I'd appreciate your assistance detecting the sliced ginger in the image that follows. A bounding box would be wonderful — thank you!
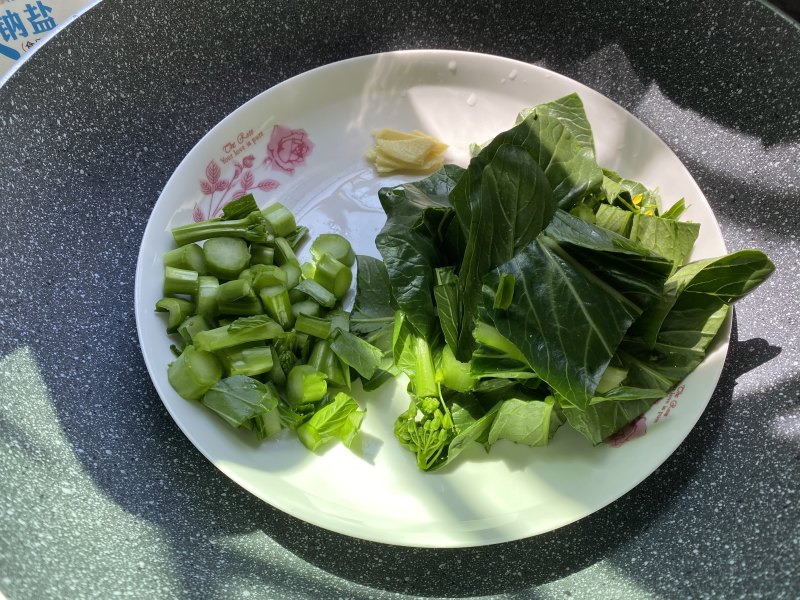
[366,128,448,175]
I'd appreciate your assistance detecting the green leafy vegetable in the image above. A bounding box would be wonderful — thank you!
[329,328,387,380]
[350,92,774,469]
[201,375,278,428]
[172,210,273,246]
[633,213,700,268]
[638,250,775,344]
[350,255,396,351]
[375,165,463,339]
[297,392,365,451]
[433,267,461,350]
[451,142,556,358]
[486,396,563,447]
[394,396,455,471]
[561,396,653,445]
[481,236,640,409]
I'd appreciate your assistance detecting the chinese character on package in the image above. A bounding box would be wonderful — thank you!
[0,0,96,78]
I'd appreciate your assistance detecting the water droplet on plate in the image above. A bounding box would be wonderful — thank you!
[466,93,477,107]
[508,68,518,80]
[448,60,457,74]
[500,77,506,84]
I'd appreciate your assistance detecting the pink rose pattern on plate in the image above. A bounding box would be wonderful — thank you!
[608,415,648,448]
[606,384,689,447]
[193,125,313,221]
[264,124,314,174]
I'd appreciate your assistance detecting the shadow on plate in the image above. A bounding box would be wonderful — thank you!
[259,318,782,597]
[3,1,793,596]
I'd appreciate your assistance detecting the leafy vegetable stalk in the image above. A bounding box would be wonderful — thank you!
[172,210,274,246]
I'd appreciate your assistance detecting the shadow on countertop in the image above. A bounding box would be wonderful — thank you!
[0,0,797,598]
[765,0,800,21]
[257,320,786,597]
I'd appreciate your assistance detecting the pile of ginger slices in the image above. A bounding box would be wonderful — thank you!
[365,128,448,175]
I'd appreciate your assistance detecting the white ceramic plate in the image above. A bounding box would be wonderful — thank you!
[134,50,729,548]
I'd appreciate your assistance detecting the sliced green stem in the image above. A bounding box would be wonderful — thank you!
[221,193,257,220]
[287,364,327,407]
[177,314,211,345]
[310,233,355,267]
[163,266,199,296]
[295,313,332,339]
[240,264,286,291]
[167,345,223,401]
[294,278,337,308]
[273,237,300,268]
[163,244,207,274]
[216,279,262,316]
[414,335,438,398]
[172,211,271,245]
[155,297,195,334]
[312,253,352,299]
[249,245,274,265]
[196,275,220,319]
[216,345,274,377]
[280,263,301,289]
[286,226,309,249]
[193,316,284,351]
[203,237,250,280]
[258,285,294,329]
[291,300,321,319]
[262,202,297,237]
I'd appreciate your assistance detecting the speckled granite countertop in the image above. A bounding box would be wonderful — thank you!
[1,1,798,599]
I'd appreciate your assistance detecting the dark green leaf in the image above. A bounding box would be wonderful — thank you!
[375,166,463,339]
[350,255,396,352]
[522,93,597,156]
[589,386,667,405]
[449,97,602,359]
[481,236,641,409]
[633,250,775,348]
[361,367,398,391]
[434,283,460,348]
[453,143,556,358]
[433,270,460,350]
[329,328,387,380]
[482,145,556,265]
[545,210,673,308]
[476,106,602,211]
[621,300,729,390]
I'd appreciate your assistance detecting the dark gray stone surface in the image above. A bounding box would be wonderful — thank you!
[1,1,798,598]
